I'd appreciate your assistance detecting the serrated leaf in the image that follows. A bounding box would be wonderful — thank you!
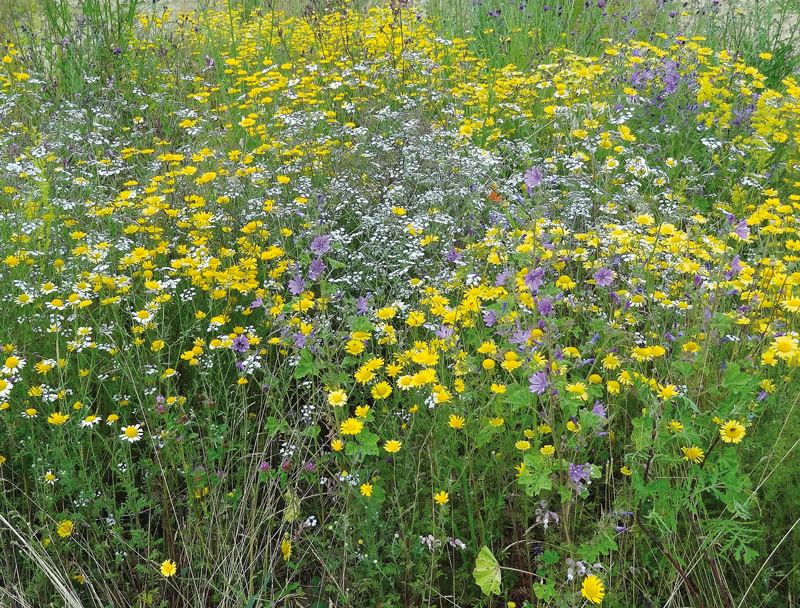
[473,546,501,596]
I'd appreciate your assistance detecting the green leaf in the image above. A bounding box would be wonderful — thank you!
[533,580,556,602]
[473,546,501,596]
[540,549,559,566]
[348,315,375,333]
[506,384,534,412]
[294,348,319,379]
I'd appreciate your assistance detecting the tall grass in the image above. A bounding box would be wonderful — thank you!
[0,0,798,606]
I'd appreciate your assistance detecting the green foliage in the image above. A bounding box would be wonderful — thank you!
[0,0,798,606]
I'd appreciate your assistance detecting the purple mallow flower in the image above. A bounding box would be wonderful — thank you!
[593,268,614,287]
[232,335,250,353]
[288,273,306,295]
[308,258,326,280]
[309,234,332,256]
[529,371,548,395]
[524,267,545,292]
[524,166,544,195]
[734,220,750,240]
[537,298,553,316]
[591,401,607,418]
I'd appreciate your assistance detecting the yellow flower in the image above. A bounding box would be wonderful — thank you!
[56,520,74,538]
[360,483,373,497]
[540,445,555,456]
[719,420,746,444]
[489,417,504,427]
[667,420,684,433]
[582,575,605,604]
[555,275,576,290]
[344,339,365,355]
[565,382,588,401]
[567,420,581,432]
[160,559,177,577]
[515,440,531,451]
[331,439,343,451]
[355,405,371,418]
[406,311,425,326]
[434,491,449,505]
[620,466,632,476]
[340,418,364,436]
[383,440,402,453]
[47,412,69,425]
[354,367,375,384]
[448,414,465,430]
[601,353,620,369]
[657,384,678,400]
[681,445,705,463]
[371,381,392,400]
[327,389,348,406]
[281,536,292,561]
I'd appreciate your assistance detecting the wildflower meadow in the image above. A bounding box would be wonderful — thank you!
[1,0,799,606]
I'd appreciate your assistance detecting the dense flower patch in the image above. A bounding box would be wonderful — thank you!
[0,1,799,606]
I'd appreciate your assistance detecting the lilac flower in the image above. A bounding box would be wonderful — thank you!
[568,463,592,493]
[292,333,307,348]
[535,500,559,530]
[524,166,543,195]
[445,248,463,263]
[510,328,532,346]
[281,460,292,472]
[593,268,614,287]
[495,269,511,287]
[591,401,607,418]
[356,296,370,315]
[734,220,750,240]
[250,296,263,309]
[529,371,548,395]
[483,309,497,327]
[232,335,251,353]
[730,255,743,274]
[309,234,332,256]
[308,258,326,280]
[259,461,271,472]
[288,273,306,295]
[524,267,545,292]
[436,326,454,339]
[537,298,553,316]
[304,461,316,472]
